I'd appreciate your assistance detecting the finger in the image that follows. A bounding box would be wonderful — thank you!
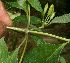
[0,1,13,26]
[0,22,6,38]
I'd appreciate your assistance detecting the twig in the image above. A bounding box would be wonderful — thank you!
[6,26,70,42]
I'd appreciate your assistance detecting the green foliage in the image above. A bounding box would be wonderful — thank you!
[8,2,23,10]
[0,37,18,63]
[28,0,43,13]
[43,3,48,16]
[23,36,67,63]
[8,11,20,19]
[17,0,26,8]
[50,13,70,24]
[0,37,8,62]
[59,56,66,63]
[13,15,41,24]
[31,35,44,45]
[0,0,70,63]
[17,0,28,13]
[47,4,54,16]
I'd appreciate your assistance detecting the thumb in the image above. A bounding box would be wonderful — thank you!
[0,0,13,26]
[0,22,6,38]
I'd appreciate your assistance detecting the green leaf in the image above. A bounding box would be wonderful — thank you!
[0,37,18,63]
[8,11,21,19]
[13,15,41,24]
[7,48,18,63]
[47,4,54,16]
[17,0,28,12]
[31,35,44,45]
[59,56,66,63]
[50,13,70,24]
[0,37,8,62]
[13,15,27,23]
[17,0,26,7]
[50,12,55,20]
[30,16,41,24]
[28,0,43,13]
[23,42,67,63]
[8,2,23,10]
[44,3,48,15]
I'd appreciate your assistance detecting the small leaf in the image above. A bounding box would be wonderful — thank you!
[17,0,28,12]
[47,4,54,16]
[50,12,55,20]
[8,11,21,19]
[30,16,41,24]
[13,15,27,23]
[59,56,66,63]
[0,37,8,62]
[23,42,67,63]
[50,13,70,24]
[17,0,26,8]
[7,43,19,63]
[28,0,43,13]
[8,2,23,10]
[44,3,48,15]
[13,15,41,24]
[7,48,18,63]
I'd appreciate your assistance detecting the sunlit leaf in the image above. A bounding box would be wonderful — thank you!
[50,13,70,24]
[8,11,21,19]
[44,3,48,15]
[50,12,55,20]
[47,4,54,16]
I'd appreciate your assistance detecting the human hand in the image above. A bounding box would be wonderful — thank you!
[0,0,13,38]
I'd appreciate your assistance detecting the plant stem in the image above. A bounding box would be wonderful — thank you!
[29,31,70,42]
[6,26,70,42]
[19,35,28,63]
[27,4,30,28]
[7,26,25,32]
[19,4,30,63]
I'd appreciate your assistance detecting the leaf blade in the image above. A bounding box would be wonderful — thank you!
[28,0,43,13]
[0,37,8,62]
[23,36,67,63]
[13,15,41,24]
[50,13,70,24]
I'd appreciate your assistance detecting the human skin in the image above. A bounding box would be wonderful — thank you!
[0,0,13,38]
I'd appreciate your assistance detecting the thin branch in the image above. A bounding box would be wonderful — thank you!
[6,26,70,42]
[19,35,28,63]
[29,31,70,42]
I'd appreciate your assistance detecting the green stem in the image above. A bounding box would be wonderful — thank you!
[19,35,28,63]
[29,31,70,42]
[7,27,25,32]
[19,4,30,63]
[6,27,70,42]
[27,4,30,28]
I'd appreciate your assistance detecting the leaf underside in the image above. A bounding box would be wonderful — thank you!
[50,13,70,24]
